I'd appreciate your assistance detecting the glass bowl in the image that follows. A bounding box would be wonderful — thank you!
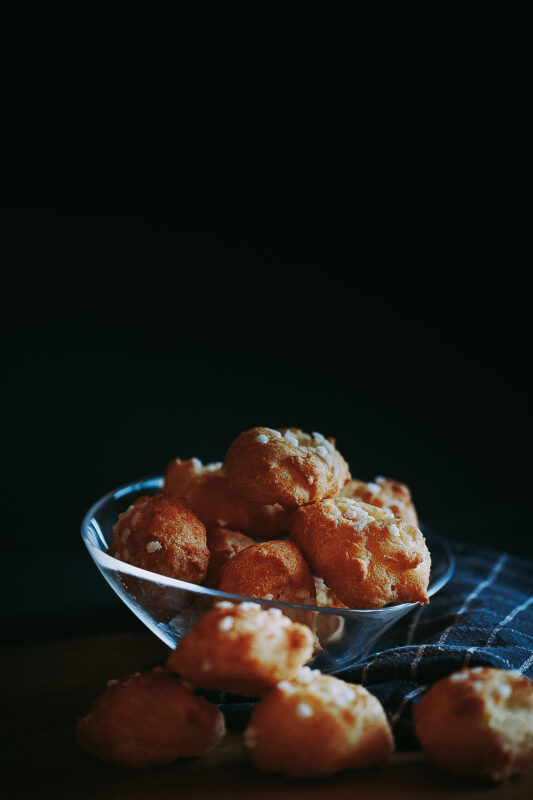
[81,475,454,673]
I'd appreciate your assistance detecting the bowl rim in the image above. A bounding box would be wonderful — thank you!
[81,473,455,619]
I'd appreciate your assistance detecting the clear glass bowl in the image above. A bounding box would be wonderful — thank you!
[81,475,454,673]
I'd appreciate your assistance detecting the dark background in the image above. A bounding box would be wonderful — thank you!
[1,9,530,641]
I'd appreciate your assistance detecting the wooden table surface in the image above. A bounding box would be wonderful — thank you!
[3,632,532,799]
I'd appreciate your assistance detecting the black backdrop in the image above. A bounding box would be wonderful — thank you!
[1,9,530,640]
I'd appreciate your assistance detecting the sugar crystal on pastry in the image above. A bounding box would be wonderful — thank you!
[296,702,314,718]
[283,430,300,446]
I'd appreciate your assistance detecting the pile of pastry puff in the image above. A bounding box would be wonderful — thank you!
[76,600,533,782]
[107,426,431,610]
[77,427,533,781]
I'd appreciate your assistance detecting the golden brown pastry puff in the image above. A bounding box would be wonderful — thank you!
[224,427,351,507]
[243,670,394,778]
[414,667,533,782]
[290,497,431,608]
[164,457,290,538]
[165,601,314,696]
[218,540,316,605]
[205,526,255,589]
[76,668,225,767]
[108,492,209,585]
[340,476,418,526]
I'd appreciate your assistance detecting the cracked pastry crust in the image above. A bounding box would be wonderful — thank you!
[164,457,290,538]
[414,667,533,783]
[165,601,314,696]
[339,476,418,526]
[218,540,316,605]
[108,492,209,585]
[76,668,225,767]
[290,497,430,608]
[205,526,256,589]
[243,670,394,778]
[224,427,351,508]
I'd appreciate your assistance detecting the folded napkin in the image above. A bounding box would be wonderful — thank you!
[219,541,533,746]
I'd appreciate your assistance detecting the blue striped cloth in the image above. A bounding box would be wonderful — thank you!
[337,541,533,747]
